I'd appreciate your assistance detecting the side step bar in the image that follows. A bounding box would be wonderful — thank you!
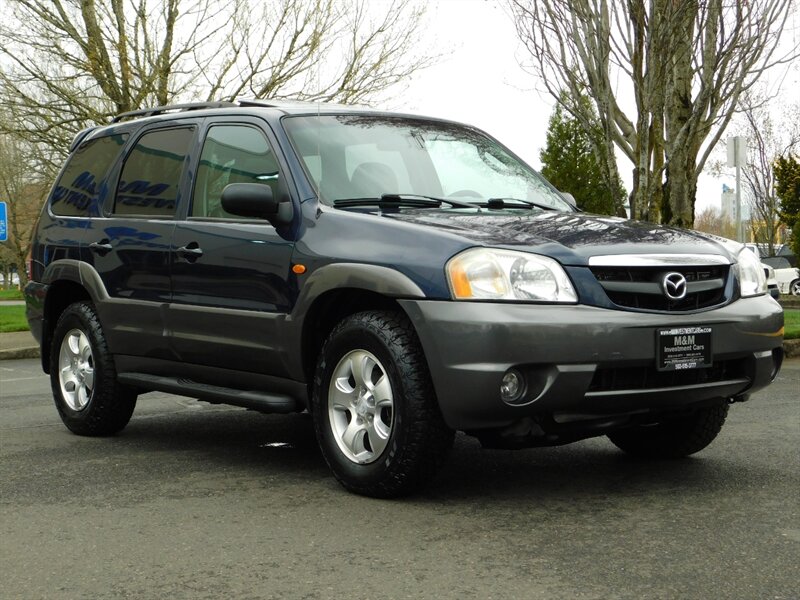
[118,373,300,414]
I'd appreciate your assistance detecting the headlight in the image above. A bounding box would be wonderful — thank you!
[446,248,577,302]
[735,248,767,298]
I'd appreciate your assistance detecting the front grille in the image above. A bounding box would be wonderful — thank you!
[591,265,729,312]
[588,358,747,392]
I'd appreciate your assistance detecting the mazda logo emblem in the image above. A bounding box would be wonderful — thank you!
[662,272,688,300]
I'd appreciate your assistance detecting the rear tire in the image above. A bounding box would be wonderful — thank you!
[50,301,137,436]
[607,402,729,458]
[790,279,800,296]
[311,310,454,497]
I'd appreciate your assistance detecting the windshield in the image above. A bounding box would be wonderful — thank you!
[282,115,571,211]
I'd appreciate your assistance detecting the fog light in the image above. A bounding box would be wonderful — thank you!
[500,369,525,403]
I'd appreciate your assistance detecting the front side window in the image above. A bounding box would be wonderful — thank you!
[114,127,194,217]
[192,125,279,218]
[51,134,128,216]
[283,115,570,210]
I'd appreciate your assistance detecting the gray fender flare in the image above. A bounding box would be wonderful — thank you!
[40,259,109,302]
[279,263,427,379]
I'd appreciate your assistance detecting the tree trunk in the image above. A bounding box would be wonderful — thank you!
[664,147,697,227]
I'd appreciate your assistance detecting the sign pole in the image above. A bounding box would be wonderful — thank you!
[727,136,747,242]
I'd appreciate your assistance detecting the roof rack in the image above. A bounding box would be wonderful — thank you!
[110,101,238,123]
[238,98,318,108]
[239,98,363,110]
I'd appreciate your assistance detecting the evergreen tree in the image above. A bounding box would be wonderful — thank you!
[539,98,626,216]
[774,155,800,255]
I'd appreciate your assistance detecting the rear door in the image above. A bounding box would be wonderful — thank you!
[87,123,198,359]
[169,118,296,375]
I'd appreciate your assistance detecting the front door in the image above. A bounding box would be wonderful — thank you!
[169,121,295,375]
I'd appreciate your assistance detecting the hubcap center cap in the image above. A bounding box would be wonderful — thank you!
[355,395,370,417]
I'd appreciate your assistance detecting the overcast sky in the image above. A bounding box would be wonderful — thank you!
[388,0,799,216]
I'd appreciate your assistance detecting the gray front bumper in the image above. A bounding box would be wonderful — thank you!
[400,296,784,430]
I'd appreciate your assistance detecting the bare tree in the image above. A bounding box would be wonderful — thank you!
[0,135,47,289]
[0,0,432,173]
[738,94,800,254]
[508,0,798,227]
[694,206,736,240]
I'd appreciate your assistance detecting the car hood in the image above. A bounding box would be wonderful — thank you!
[381,208,739,266]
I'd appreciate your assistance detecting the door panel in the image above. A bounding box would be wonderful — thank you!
[89,125,195,358]
[169,122,295,375]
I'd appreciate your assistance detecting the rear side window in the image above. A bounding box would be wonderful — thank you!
[51,134,129,216]
[114,127,194,217]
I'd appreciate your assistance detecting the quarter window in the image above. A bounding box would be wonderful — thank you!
[51,134,128,216]
[192,125,279,218]
[114,127,194,217]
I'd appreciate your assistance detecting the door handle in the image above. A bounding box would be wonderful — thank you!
[89,240,113,254]
[176,244,203,260]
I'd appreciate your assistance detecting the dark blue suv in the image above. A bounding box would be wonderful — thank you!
[25,100,784,497]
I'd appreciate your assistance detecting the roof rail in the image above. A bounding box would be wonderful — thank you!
[238,98,359,110]
[238,98,315,108]
[110,101,238,123]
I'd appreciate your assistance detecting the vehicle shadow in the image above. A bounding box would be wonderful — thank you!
[31,401,773,505]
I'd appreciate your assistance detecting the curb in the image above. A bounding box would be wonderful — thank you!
[0,347,40,361]
[784,339,800,359]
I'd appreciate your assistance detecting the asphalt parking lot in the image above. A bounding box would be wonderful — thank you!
[1,357,798,599]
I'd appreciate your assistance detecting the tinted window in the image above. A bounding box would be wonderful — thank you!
[114,127,194,217]
[192,125,279,218]
[51,134,128,216]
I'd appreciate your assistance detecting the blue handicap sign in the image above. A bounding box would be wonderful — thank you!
[0,202,7,242]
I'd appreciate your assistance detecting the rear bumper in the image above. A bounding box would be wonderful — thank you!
[400,295,784,430]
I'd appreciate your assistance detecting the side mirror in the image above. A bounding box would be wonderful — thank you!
[221,183,293,224]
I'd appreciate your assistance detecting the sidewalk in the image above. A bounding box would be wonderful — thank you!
[0,330,40,360]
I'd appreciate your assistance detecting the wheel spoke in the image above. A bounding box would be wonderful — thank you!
[365,418,389,456]
[82,367,94,390]
[372,375,392,403]
[349,353,367,387]
[77,384,89,409]
[67,333,81,357]
[341,418,366,456]
[331,378,355,409]
[78,333,92,361]
[374,400,392,437]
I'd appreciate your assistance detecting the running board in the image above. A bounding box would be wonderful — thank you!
[118,373,300,413]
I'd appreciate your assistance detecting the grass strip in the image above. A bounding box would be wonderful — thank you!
[784,309,800,340]
[0,305,28,333]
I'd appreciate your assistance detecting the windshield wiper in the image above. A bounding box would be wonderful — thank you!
[484,197,558,211]
[333,194,477,210]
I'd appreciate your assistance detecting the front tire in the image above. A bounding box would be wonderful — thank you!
[311,310,454,497]
[607,402,729,458]
[790,279,800,296]
[50,301,137,436]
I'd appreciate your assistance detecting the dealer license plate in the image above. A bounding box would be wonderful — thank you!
[657,326,712,371]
